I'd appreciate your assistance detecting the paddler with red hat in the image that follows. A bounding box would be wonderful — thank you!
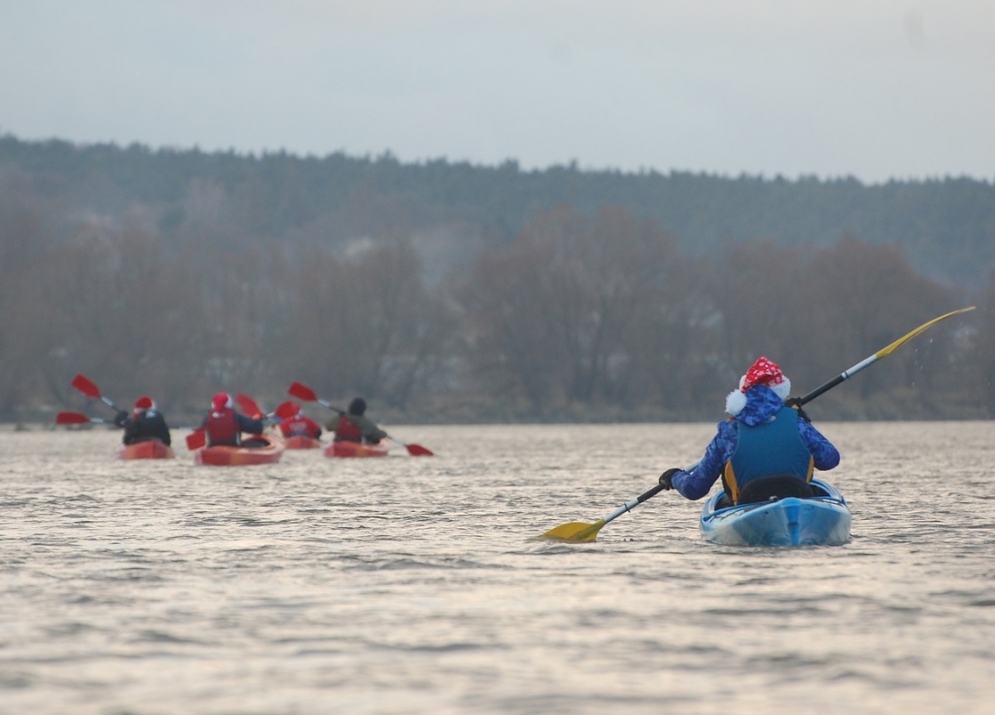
[200,392,266,447]
[657,357,840,506]
[113,395,172,446]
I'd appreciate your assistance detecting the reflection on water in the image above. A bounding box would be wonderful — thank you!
[1,422,994,714]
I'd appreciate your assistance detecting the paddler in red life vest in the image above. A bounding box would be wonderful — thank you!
[113,395,172,446]
[326,397,387,444]
[657,357,840,506]
[201,392,266,447]
[278,402,322,440]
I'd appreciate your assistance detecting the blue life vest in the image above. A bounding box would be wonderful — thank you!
[723,406,814,505]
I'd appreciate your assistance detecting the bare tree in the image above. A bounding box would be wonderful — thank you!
[273,232,454,410]
[959,269,993,415]
[797,236,958,404]
[454,205,688,414]
[706,240,810,385]
[454,214,575,410]
[0,195,63,417]
[708,236,959,414]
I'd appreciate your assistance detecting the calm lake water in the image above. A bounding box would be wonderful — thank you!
[2,422,994,715]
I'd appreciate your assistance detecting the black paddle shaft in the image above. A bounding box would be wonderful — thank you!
[796,374,847,406]
[636,483,666,504]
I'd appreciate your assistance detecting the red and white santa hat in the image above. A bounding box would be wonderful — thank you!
[133,395,155,412]
[725,356,792,415]
[212,392,233,412]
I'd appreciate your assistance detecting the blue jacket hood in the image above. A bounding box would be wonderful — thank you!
[735,385,786,427]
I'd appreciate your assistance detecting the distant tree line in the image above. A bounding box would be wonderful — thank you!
[0,135,992,423]
[0,196,989,423]
[2,133,994,288]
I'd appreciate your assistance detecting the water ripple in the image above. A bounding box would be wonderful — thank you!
[2,423,994,714]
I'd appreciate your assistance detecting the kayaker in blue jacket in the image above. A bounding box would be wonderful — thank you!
[658,357,840,506]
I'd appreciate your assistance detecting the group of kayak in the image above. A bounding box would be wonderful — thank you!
[58,376,432,467]
[187,391,400,465]
[118,431,392,465]
[55,307,977,550]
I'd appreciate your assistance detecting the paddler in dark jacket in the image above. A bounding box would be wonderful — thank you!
[200,392,266,447]
[326,397,387,444]
[658,357,840,505]
[113,395,172,446]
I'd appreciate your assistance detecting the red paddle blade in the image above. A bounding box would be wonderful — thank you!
[236,393,262,417]
[71,374,101,399]
[56,411,91,425]
[288,382,318,402]
[186,430,206,450]
[404,443,434,457]
[275,400,299,420]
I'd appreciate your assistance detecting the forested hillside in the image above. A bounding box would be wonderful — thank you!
[1,134,992,423]
[3,135,994,286]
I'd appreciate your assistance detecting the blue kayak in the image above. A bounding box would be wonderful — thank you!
[700,478,851,546]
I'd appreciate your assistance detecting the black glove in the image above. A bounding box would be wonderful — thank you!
[658,468,681,490]
[784,397,811,422]
[113,411,128,427]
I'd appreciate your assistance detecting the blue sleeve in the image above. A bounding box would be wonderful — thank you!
[671,421,738,501]
[799,421,840,471]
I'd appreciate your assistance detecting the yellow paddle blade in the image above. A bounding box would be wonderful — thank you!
[537,519,606,542]
[875,306,975,359]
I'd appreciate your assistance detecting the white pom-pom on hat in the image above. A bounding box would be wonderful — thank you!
[726,388,748,416]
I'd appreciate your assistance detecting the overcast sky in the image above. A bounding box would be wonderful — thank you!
[2,0,993,183]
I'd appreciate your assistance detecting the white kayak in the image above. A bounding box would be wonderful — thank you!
[700,478,851,547]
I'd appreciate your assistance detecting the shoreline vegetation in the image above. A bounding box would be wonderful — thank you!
[1,135,993,423]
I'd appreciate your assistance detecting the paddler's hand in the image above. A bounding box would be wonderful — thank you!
[658,468,680,490]
[113,411,128,427]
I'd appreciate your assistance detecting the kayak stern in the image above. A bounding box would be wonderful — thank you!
[700,478,851,546]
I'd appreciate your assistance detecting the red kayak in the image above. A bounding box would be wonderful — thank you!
[194,437,285,466]
[324,440,389,458]
[283,435,322,450]
[116,440,175,460]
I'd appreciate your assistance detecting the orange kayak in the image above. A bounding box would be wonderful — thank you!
[194,437,285,466]
[116,440,175,460]
[324,440,389,458]
[284,435,322,450]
